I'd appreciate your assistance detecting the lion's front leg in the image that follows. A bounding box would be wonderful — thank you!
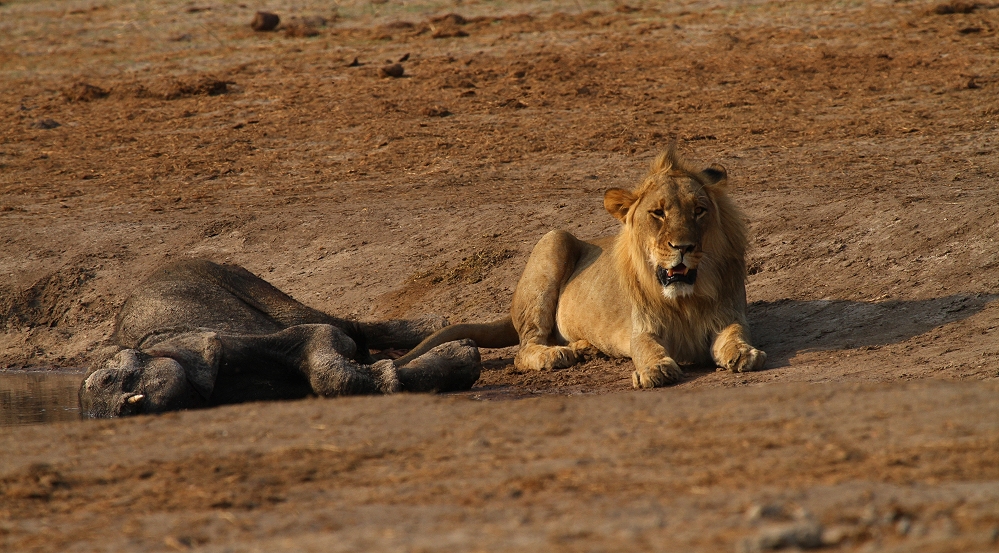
[630,332,684,389]
[711,323,766,373]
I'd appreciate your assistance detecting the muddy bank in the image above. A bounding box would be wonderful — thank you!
[3,381,999,551]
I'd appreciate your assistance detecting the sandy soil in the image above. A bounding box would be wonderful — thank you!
[2,0,999,550]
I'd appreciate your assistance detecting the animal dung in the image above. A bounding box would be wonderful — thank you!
[251,11,280,31]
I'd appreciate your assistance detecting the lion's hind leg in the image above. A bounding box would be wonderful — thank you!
[514,343,579,371]
[510,230,585,371]
[514,339,595,371]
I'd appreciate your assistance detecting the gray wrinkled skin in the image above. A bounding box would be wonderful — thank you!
[79,259,481,418]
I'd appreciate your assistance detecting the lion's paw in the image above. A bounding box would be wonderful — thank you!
[719,344,767,373]
[569,340,600,361]
[632,359,683,389]
[515,344,578,371]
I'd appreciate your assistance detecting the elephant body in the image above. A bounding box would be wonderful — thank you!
[79,259,480,417]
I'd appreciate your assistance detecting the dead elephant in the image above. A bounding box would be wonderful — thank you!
[78,259,481,417]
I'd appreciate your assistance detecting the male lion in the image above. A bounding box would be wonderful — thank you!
[396,145,766,387]
[79,259,480,417]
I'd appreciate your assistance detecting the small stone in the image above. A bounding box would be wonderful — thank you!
[738,521,824,553]
[32,119,61,129]
[422,105,451,117]
[379,64,405,78]
[251,11,280,31]
[63,82,109,102]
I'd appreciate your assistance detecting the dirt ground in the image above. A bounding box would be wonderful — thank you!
[2,0,999,550]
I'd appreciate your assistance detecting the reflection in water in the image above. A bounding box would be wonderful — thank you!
[0,370,84,426]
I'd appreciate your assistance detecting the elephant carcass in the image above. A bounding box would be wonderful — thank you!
[79,259,480,417]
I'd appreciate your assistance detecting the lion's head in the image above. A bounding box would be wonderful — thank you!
[603,145,748,307]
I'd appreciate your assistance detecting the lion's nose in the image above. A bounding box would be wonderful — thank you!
[668,242,695,254]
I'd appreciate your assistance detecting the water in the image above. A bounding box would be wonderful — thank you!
[0,370,85,426]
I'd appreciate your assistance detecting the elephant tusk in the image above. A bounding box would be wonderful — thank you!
[126,394,145,404]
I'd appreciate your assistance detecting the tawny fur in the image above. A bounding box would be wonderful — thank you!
[399,144,766,387]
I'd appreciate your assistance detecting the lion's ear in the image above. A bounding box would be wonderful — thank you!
[604,188,637,222]
[701,164,728,187]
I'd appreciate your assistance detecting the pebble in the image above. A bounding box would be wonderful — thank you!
[379,64,405,78]
[32,119,61,129]
[251,11,280,31]
[738,521,824,552]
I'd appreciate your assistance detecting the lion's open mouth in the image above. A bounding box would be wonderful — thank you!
[656,264,697,287]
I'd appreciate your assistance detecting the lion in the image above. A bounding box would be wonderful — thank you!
[395,145,766,387]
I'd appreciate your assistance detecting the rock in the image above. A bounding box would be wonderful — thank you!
[32,119,61,130]
[251,11,280,31]
[422,106,451,117]
[379,64,405,78]
[63,82,108,102]
[738,521,824,552]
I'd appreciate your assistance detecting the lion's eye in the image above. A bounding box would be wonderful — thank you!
[651,209,665,219]
[694,207,707,217]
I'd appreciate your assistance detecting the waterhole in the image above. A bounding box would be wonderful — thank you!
[0,370,84,426]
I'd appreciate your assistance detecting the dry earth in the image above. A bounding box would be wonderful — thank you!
[2,0,999,550]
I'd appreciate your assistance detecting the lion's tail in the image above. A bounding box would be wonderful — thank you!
[393,316,518,367]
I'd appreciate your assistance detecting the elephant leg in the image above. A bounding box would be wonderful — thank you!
[218,324,399,397]
[396,339,481,393]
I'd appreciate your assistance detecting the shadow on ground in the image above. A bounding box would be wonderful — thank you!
[748,294,998,368]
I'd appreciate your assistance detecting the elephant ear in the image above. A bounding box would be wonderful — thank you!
[143,331,222,400]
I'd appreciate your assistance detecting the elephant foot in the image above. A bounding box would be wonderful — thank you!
[396,339,481,393]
